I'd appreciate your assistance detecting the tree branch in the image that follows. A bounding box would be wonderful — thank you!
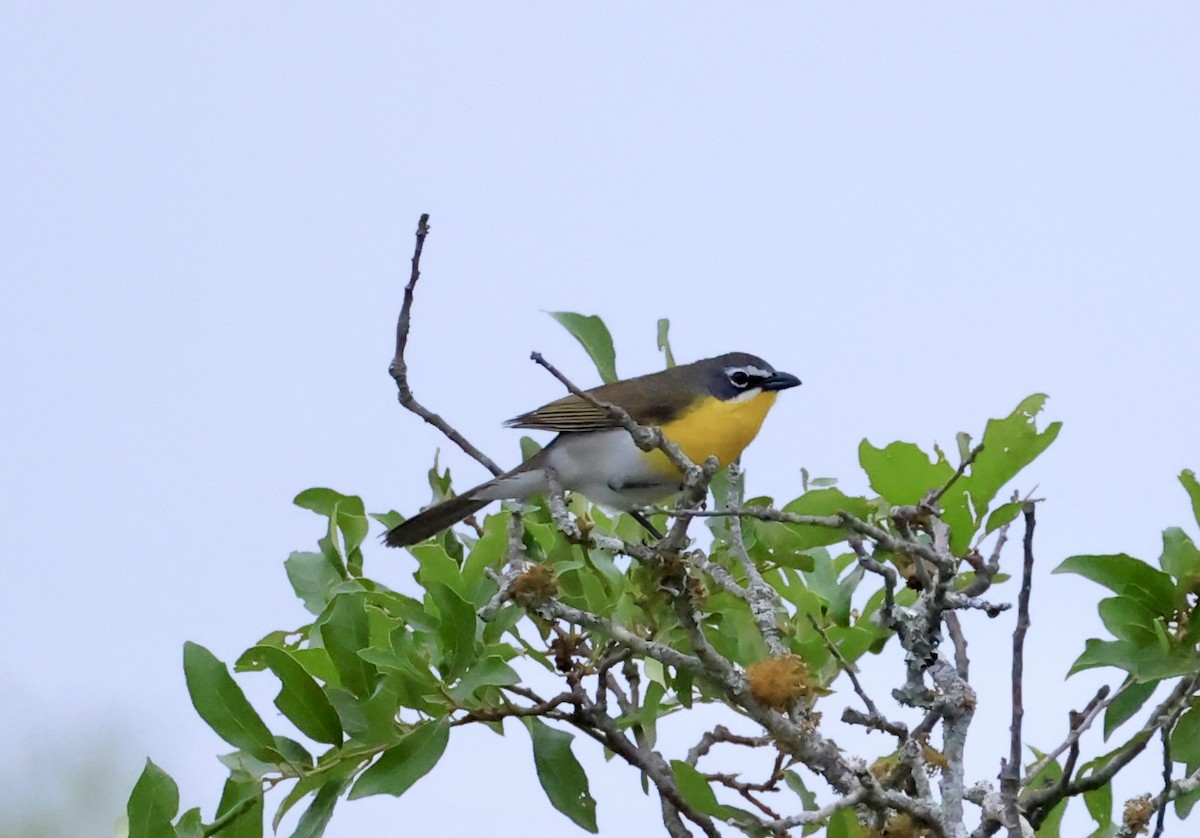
[1022,685,1111,784]
[1000,502,1036,836]
[388,213,503,476]
[1021,672,1200,825]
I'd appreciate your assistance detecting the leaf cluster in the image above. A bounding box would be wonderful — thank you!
[125,312,1200,838]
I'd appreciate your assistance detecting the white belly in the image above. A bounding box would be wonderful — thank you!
[476,430,680,510]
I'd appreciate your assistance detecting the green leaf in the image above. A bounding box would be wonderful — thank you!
[523,717,598,832]
[127,759,179,838]
[801,549,859,625]
[656,318,676,368]
[429,582,478,680]
[1097,597,1160,645]
[236,645,343,746]
[272,760,355,833]
[411,541,464,596]
[670,760,721,815]
[183,642,280,762]
[285,552,344,616]
[1161,527,1200,587]
[296,489,370,577]
[519,435,543,462]
[1040,797,1068,838]
[318,594,376,699]
[1172,704,1200,767]
[461,514,507,594]
[175,808,202,838]
[349,719,451,799]
[1181,470,1200,531]
[214,777,264,838]
[826,806,862,838]
[783,770,817,810]
[1176,780,1200,819]
[858,440,954,506]
[294,488,345,518]
[1053,554,1177,616]
[1104,678,1159,740]
[966,394,1061,515]
[1026,749,1067,837]
[289,776,348,838]
[426,453,453,501]
[1082,769,1112,831]
[1069,638,1199,681]
[548,311,618,384]
[370,509,404,532]
[448,656,520,703]
[984,501,1022,536]
[778,488,872,551]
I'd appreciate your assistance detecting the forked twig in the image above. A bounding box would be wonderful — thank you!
[388,213,503,476]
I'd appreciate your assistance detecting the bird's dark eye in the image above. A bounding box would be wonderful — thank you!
[729,370,751,388]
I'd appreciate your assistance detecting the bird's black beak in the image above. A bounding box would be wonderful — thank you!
[763,371,802,391]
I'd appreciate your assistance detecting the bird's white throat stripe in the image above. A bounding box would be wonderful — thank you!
[726,386,764,404]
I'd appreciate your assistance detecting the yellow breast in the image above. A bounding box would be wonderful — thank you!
[646,391,779,476]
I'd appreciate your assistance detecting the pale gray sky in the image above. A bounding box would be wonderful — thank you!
[2,4,1198,836]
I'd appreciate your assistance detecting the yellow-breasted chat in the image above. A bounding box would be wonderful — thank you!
[384,352,801,548]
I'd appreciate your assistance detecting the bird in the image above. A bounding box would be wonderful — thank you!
[384,352,801,547]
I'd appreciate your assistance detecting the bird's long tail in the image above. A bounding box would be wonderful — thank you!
[383,491,491,548]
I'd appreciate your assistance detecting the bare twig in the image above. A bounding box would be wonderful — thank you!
[763,788,868,831]
[543,470,658,563]
[389,214,503,476]
[687,725,773,766]
[808,613,893,730]
[842,708,909,740]
[678,506,947,569]
[1022,672,1200,825]
[451,690,574,726]
[529,351,698,478]
[1023,685,1112,784]
[531,351,719,552]
[536,597,706,676]
[578,690,722,838]
[704,771,784,819]
[924,443,984,510]
[1115,764,1200,838]
[1001,502,1037,836]
[1154,726,1171,838]
[945,612,970,680]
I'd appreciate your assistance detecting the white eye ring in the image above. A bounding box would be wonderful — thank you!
[729,369,751,388]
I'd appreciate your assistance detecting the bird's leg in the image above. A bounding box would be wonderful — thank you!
[629,510,664,540]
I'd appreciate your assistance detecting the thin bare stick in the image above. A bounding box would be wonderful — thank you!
[530,350,718,551]
[808,614,887,725]
[529,351,698,477]
[1001,502,1037,836]
[1023,685,1111,783]
[945,612,970,680]
[388,214,503,476]
[686,725,773,766]
[1153,726,1171,838]
[924,443,984,510]
[1023,672,1200,822]
[678,506,947,570]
